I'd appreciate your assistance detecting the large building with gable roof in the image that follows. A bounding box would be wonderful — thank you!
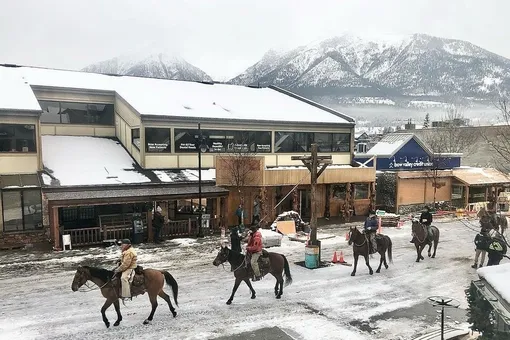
[0,64,376,249]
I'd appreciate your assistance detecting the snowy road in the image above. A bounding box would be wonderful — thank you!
[0,219,485,340]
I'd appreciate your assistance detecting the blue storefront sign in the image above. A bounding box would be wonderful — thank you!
[354,134,461,171]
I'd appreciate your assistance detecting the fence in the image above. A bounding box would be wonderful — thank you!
[65,227,101,246]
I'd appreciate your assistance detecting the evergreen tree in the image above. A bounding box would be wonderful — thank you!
[423,113,430,128]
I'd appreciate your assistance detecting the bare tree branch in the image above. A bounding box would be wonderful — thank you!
[480,97,510,171]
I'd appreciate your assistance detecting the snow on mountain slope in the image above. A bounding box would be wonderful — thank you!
[83,53,212,82]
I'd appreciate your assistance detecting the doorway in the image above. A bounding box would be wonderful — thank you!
[299,189,311,219]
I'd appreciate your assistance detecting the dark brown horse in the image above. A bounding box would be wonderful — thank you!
[71,266,178,328]
[213,246,292,305]
[348,226,393,276]
[411,220,439,262]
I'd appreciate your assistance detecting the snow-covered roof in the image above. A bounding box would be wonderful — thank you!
[453,167,510,186]
[0,68,41,112]
[364,133,416,156]
[41,135,151,187]
[0,65,353,125]
[477,263,510,304]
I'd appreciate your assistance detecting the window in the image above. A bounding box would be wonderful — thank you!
[275,131,351,153]
[333,133,351,152]
[174,129,272,153]
[452,186,463,200]
[146,127,171,152]
[354,184,369,200]
[39,101,114,125]
[275,132,311,153]
[357,143,367,153]
[2,189,42,232]
[314,133,333,152]
[332,184,347,199]
[132,128,140,150]
[0,124,36,153]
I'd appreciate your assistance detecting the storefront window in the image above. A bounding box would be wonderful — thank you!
[174,129,271,153]
[332,184,347,199]
[275,132,311,153]
[39,101,114,125]
[314,133,333,152]
[354,184,369,200]
[333,133,351,152]
[145,128,171,153]
[1,189,42,232]
[0,124,36,153]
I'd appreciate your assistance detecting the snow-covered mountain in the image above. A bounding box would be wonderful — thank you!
[82,53,212,82]
[229,33,510,101]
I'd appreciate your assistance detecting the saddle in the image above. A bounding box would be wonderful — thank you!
[113,265,146,297]
[247,250,271,279]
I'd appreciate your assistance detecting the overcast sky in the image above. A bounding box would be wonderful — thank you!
[1,0,509,80]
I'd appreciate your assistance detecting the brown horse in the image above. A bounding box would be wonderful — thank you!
[411,220,439,262]
[212,246,292,305]
[71,266,178,328]
[348,226,393,276]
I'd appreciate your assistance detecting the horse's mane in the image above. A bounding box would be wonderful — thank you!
[225,246,245,262]
[83,266,114,282]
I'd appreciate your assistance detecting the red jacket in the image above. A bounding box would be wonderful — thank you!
[246,230,263,253]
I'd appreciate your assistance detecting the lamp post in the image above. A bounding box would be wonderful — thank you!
[196,123,207,238]
[427,296,460,340]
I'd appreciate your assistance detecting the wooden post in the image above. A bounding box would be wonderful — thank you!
[291,143,331,245]
[147,210,153,242]
[51,206,60,249]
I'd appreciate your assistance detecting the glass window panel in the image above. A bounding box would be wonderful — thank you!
[132,128,141,150]
[145,127,171,152]
[79,206,95,219]
[20,174,40,187]
[62,207,78,222]
[88,103,114,125]
[275,132,294,153]
[225,130,249,153]
[60,102,89,124]
[250,131,271,153]
[333,133,351,152]
[314,133,333,152]
[206,130,227,153]
[39,101,61,123]
[354,184,369,200]
[332,184,347,199]
[22,190,43,230]
[0,175,21,189]
[174,129,198,152]
[0,124,36,153]
[2,191,23,232]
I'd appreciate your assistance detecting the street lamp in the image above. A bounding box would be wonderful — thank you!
[196,122,208,238]
[427,296,460,340]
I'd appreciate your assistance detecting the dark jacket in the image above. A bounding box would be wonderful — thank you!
[420,211,433,226]
[230,227,242,253]
[364,217,378,232]
[153,212,165,229]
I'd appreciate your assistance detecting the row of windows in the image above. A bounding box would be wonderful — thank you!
[142,128,351,154]
[39,101,115,125]
[0,124,37,153]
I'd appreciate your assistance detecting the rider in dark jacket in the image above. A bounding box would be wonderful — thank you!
[364,213,378,252]
[411,206,433,243]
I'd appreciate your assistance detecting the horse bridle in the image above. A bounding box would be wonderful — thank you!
[350,228,367,247]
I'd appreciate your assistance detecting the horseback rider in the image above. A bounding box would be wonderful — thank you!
[364,212,378,253]
[410,206,433,243]
[486,191,498,229]
[245,224,263,281]
[114,239,138,300]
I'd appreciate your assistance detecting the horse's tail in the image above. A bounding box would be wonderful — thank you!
[282,255,293,287]
[162,271,179,307]
[386,236,393,264]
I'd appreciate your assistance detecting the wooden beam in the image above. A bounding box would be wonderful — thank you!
[147,209,153,242]
[317,163,330,178]
[51,206,60,249]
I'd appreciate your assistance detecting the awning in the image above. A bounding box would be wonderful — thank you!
[44,185,229,207]
[453,168,510,186]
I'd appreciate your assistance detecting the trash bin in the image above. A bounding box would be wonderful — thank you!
[305,245,320,269]
[132,212,144,244]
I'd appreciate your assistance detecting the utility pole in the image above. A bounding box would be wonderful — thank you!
[291,143,332,244]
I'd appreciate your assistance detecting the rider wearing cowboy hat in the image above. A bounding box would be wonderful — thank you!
[114,239,138,300]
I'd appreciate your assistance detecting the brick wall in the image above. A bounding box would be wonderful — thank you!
[0,227,51,249]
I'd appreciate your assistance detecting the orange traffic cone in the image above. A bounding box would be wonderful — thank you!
[345,232,350,241]
[332,251,338,263]
[338,251,346,263]
[377,217,382,234]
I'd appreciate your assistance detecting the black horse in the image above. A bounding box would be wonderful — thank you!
[213,246,292,305]
[348,226,393,276]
